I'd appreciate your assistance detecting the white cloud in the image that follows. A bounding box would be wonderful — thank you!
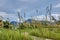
[17,8,21,12]
[54,3,60,8]
[0,12,18,21]
[52,14,59,20]
[0,11,26,22]
[32,15,46,21]
[0,12,60,22]
[0,12,7,17]
[32,15,45,20]
[32,13,60,21]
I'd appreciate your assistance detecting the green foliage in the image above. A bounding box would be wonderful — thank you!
[19,23,26,29]
[29,29,41,37]
[56,21,60,25]
[29,28,60,40]
[3,21,10,28]
[1,20,60,40]
[0,29,32,40]
[21,34,32,40]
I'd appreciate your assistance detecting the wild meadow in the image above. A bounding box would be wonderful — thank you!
[0,22,60,40]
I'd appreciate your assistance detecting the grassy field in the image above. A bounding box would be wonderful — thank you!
[0,27,60,40]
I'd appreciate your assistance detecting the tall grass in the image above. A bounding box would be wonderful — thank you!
[0,28,32,40]
[29,28,60,40]
[0,27,60,40]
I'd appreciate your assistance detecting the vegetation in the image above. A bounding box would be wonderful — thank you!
[0,27,60,40]
[29,28,60,40]
[0,4,60,40]
[0,20,60,40]
[0,28,32,40]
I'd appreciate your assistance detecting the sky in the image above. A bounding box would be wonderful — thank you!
[0,0,60,22]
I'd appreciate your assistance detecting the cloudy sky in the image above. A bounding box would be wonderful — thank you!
[0,0,60,21]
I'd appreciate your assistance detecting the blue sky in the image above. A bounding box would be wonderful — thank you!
[0,0,60,21]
